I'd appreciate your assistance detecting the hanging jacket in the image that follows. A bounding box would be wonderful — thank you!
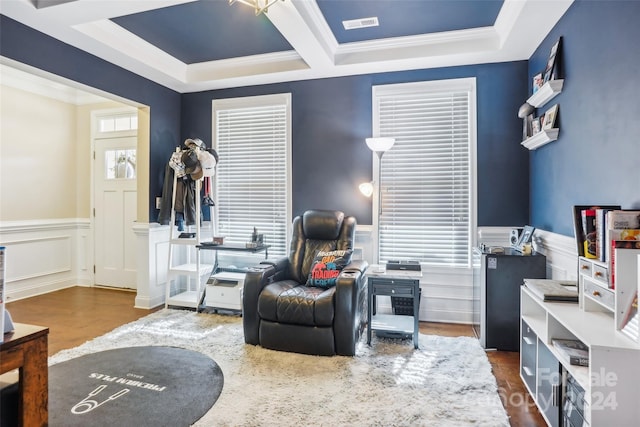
[157,163,198,226]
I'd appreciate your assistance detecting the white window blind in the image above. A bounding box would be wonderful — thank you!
[213,94,291,258]
[373,79,476,268]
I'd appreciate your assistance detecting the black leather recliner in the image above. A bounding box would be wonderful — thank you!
[242,210,368,356]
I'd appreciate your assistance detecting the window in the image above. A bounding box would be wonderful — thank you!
[98,113,137,133]
[213,94,291,258]
[373,78,476,269]
[105,149,136,179]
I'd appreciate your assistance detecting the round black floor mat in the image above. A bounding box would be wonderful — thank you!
[49,346,223,427]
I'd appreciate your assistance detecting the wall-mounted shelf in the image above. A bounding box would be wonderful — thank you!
[527,79,564,108]
[521,128,559,150]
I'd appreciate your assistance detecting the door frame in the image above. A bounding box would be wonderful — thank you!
[90,107,139,288]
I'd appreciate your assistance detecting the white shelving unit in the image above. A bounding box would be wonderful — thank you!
[520,79,563,150]
[527,79,564,108]
[521,286,640,426]
[521,249,640,425]
[521,128,559,150]
[165,173,214,310]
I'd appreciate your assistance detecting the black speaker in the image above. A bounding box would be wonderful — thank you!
[510,228,522,246]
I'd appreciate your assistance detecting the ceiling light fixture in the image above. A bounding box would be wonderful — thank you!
[229,0,283,16]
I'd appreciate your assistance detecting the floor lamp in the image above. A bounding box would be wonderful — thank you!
[360,137,395,271]
[360,137,395,216]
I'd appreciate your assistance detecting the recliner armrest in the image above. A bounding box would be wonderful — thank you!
[258,257,289,273]
[343,259,368,275]
[334,260,368,356]
[243,256,290,345]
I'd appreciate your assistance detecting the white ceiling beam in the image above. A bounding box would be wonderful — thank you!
[334,27,500,67]
[72,19,187,82]
[19,0,198,25]
[264,0,335,69]
[496,0,574,59]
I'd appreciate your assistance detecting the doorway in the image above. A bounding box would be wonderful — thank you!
[93,110,138,289]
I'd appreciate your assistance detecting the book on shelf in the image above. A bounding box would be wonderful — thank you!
[581,209,597,259]
[523,279,578,303]
[595,208,619,261]
[606,210,640,288]
[552,338,589,367]
[572,205,621,258]
[605,210,640,264]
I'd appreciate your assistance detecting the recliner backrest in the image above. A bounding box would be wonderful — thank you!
[287,210,356,284]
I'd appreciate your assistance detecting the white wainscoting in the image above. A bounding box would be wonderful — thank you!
[355,226,579,324]
[2,220,581,320]
[0,219,92,302]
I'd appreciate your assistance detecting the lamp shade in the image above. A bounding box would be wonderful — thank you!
[365,137,395,152]
[359,182,374,197]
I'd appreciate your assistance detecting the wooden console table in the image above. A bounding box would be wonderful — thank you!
[1,323,49,426]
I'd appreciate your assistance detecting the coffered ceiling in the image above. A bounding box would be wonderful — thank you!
[0,0,574,93]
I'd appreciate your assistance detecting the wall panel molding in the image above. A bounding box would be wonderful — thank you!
[0,218,92,301]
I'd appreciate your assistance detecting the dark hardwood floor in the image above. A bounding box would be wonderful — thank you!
[6,287,545,426]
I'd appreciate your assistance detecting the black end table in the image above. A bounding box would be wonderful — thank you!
[366,267,422,349]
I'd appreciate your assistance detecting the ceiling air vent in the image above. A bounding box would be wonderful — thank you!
[342,17,379,30]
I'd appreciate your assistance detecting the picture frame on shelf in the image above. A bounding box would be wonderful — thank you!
[523,114,534,139]
[532,72,544,94]
[515,225,535,252]
[543,37,562,83]
[531,117,541,135]
[542,104,559,130]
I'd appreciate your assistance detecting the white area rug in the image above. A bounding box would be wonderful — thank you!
[49,309,509,427]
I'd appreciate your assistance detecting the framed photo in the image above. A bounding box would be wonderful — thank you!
[543,37,562,83]
[531,118,541,134]
[542,104,559,130]
[515,225,535,251]
[532,72,544,94]
[523,114,535,140]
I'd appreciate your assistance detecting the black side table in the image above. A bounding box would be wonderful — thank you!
[366,268,422,349]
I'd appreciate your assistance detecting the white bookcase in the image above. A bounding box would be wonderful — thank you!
[521,286,640,425]
[521,248,640,425]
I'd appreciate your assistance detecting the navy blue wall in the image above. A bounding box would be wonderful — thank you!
[528,0,640,236]
[1,15,531,228]
[181,61,529,225]
[0,16,181,221]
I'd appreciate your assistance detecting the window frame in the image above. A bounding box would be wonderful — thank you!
[371,78,478,271]
[211,93,292,260]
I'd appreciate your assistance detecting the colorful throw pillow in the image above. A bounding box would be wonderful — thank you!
[307,249,353,288]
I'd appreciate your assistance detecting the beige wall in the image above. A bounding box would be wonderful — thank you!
[0,84,129,221]
[1,85,77,220]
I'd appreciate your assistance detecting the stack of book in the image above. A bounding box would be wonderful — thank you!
[551,338,589,367]
[523,278,578,303]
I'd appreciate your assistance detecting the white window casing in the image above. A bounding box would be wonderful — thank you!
[372,78,477,270]
[212,93,292,259]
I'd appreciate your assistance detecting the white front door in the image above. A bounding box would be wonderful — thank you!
[94,136,137,289]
